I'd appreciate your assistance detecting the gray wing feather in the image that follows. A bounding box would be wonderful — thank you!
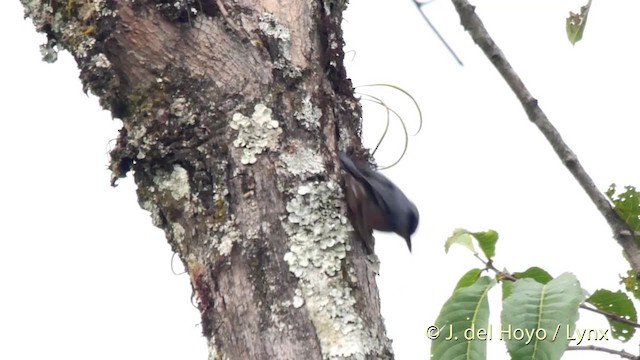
[338,153,399,216]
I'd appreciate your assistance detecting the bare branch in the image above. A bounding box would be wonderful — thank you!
[450,0,640,274]
[411,0,463,66]
[567,345,640,359]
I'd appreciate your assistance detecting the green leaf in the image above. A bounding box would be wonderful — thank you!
[513,267,554,285]
[502,267,553,300]
[566,0,592,45]
[445,228,477,254]
[587,289,637,342]
[622,269,640,301]
[431,276,495,360]
[472,230,498,259]
[501,273,585,360]
[454,268,483,292]
[445,229,500,259]
[606,184,640,244]
[502,281,513,301]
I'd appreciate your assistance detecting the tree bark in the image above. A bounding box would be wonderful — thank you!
[20,0,393,358]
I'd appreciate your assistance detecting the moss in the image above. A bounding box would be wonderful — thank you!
[214,194,226,219]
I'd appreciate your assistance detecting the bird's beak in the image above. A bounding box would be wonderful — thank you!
[403,235,412,253]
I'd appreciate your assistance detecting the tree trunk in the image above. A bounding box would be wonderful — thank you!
[20,0,393,358]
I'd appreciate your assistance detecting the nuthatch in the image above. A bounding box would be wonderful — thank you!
[338,152,419,253]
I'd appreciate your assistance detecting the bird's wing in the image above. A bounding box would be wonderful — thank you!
[338,153,395,213]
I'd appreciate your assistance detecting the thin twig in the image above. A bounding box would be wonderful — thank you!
[473,255,640,329]
[567,345,639,359]
[450,0,640,274]
[580,304,640,329]
[473,253,516,281]
[411,0,463,66]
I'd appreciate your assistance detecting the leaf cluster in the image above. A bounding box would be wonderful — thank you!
[432,220,640,360]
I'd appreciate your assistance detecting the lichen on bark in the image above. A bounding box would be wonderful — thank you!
[19,0,394,358]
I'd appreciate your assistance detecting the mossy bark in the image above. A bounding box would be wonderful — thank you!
[20,0,393,358]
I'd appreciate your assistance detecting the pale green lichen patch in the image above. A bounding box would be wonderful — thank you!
[40,40,59,63]
[294,95,322,130]
[170,97,196,125]
[283,181,376,358]
[139,198,163,227]
[171,222,186,252]
[21,0,116,61]
[292,288,304,308]
[217,222,239,256]
[208,216,241,257]
[280,148,324,176]
[258,13,302,79]
[92,53,111,68]
[21,0,120,124]
[231,104,282,165]
[153,164,191,200]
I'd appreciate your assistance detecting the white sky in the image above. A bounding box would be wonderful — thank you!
[1,0,639,359]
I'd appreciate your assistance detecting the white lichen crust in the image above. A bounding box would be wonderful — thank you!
[170,222,186,253]
[170,97,197,125]
[137,165,192,252]
[258,13,302,79]
[153,164,191,200]
[280,148,325,176]
[295,95,322,130]
[213,218,240,256]
[283,181,376,359]
[139,198,163,227]
[231,104,282,165]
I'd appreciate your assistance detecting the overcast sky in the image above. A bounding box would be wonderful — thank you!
[2,1,639,359]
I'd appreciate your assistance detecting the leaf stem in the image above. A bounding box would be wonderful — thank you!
[473,256,640,329]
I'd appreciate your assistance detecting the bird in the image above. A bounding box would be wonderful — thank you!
[338,152,419,253]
